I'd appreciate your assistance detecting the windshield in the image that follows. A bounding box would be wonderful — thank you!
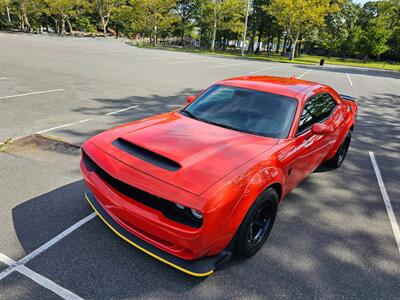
[181,85,297,138]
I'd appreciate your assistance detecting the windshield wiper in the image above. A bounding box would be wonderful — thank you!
[180,110,198,120]
[201,119,246,133]
[181,111,248,134]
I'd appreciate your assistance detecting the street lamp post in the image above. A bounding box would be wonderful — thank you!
[241,0,251,56]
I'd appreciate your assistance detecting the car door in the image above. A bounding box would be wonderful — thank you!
[285,93,338,189]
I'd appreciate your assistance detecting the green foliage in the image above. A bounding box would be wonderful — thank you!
[358,17,391,58]
[0,0,398,62]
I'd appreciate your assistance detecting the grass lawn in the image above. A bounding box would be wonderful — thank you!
[136,44,400,72]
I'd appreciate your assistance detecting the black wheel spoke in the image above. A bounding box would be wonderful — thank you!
[247,200,274,246]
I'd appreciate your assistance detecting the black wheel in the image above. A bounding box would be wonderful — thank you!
[326,131,352,168]
[234,188,278,257]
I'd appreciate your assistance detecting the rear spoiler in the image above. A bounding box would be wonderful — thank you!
[340,94,357,116]
[340,94,356,102]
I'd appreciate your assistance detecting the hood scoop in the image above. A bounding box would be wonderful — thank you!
[112,138,181,172]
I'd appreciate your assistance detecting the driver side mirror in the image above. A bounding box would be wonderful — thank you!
[186,95,196,104]
[311,123,332,135]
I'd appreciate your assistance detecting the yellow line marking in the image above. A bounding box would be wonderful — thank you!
[85,192,214,277]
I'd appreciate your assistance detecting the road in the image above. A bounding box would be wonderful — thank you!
[0,32,399,299]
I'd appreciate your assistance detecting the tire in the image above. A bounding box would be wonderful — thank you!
[234,188,278,258]
[326,131,352,169]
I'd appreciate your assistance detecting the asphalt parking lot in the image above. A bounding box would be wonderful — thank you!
[0,32,399,299]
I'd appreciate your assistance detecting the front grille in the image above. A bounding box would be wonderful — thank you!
[82,152,202,228]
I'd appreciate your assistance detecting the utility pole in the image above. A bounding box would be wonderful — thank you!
[211,0,217,52]
[199,0,203,48]
[241,0,251,56]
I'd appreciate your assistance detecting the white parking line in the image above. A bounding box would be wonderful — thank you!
[297,70,312,79]
[17,266,83,300]
[369,151,400,255]
[37,118,93,134]
[0,89,64,99]
[0,213,96,282]
[0,77,7,80]
[35,105,139,134]
[19,213,97,266]
[105,105,139,115]
[346,73,353,86]
[248,66,278,74]
[0,253,83,300]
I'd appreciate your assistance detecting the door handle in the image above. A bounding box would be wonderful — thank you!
[303,139,313,148]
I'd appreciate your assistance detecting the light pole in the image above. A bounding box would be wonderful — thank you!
[241,0,251,56]
[199,0,203,48]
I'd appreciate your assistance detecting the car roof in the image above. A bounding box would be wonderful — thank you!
[217,76,327,101]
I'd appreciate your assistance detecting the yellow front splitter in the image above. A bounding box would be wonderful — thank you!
[85,191,232,277]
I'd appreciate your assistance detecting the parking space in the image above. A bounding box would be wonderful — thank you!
[0,32,399,299]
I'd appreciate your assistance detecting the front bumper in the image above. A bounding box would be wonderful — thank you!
[85,190,232,277]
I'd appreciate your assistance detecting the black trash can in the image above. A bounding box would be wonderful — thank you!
[320,58,325,66]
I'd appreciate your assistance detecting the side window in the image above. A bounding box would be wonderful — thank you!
[297,93,336,134]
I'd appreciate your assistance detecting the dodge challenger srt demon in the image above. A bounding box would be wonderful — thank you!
[81,76,357,277]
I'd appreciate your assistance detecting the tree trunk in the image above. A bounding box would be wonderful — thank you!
[67,18,73,34]
[269,34,274,52]
[6,6,11,23]
[53,18,58,35]
[246,20,257,54]
[19,13,25,31]
[222,34,227,50]
[181,22,185,46]
[295,35,302,58]
[153,25,157,46]
[255,26,264,54]
[281,36,287,56]
[266,31,271,53]
[210,3,217,52]
[61,18,66,35]
[101,16,107,36]
[289,35,298,60]
[23,12,30,31]
[276,32,281,54]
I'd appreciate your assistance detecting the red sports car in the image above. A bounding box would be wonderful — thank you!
[81,76,357,277]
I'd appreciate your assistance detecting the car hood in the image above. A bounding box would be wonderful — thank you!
[89,111,278,195]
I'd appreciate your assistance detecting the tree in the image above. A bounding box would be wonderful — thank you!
[133,0,177,46]
[0,0,12,23]
[91,0,119,36]
[174,0,197,45]
[358,16,391,60]
[208,0,245,51]
[319,0,360,58]
[265,0,331,60]
[11,0,39,31]
[43,0,82,34]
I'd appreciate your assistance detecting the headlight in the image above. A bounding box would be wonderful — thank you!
[190,208,203,219]
[174,203,185,210]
